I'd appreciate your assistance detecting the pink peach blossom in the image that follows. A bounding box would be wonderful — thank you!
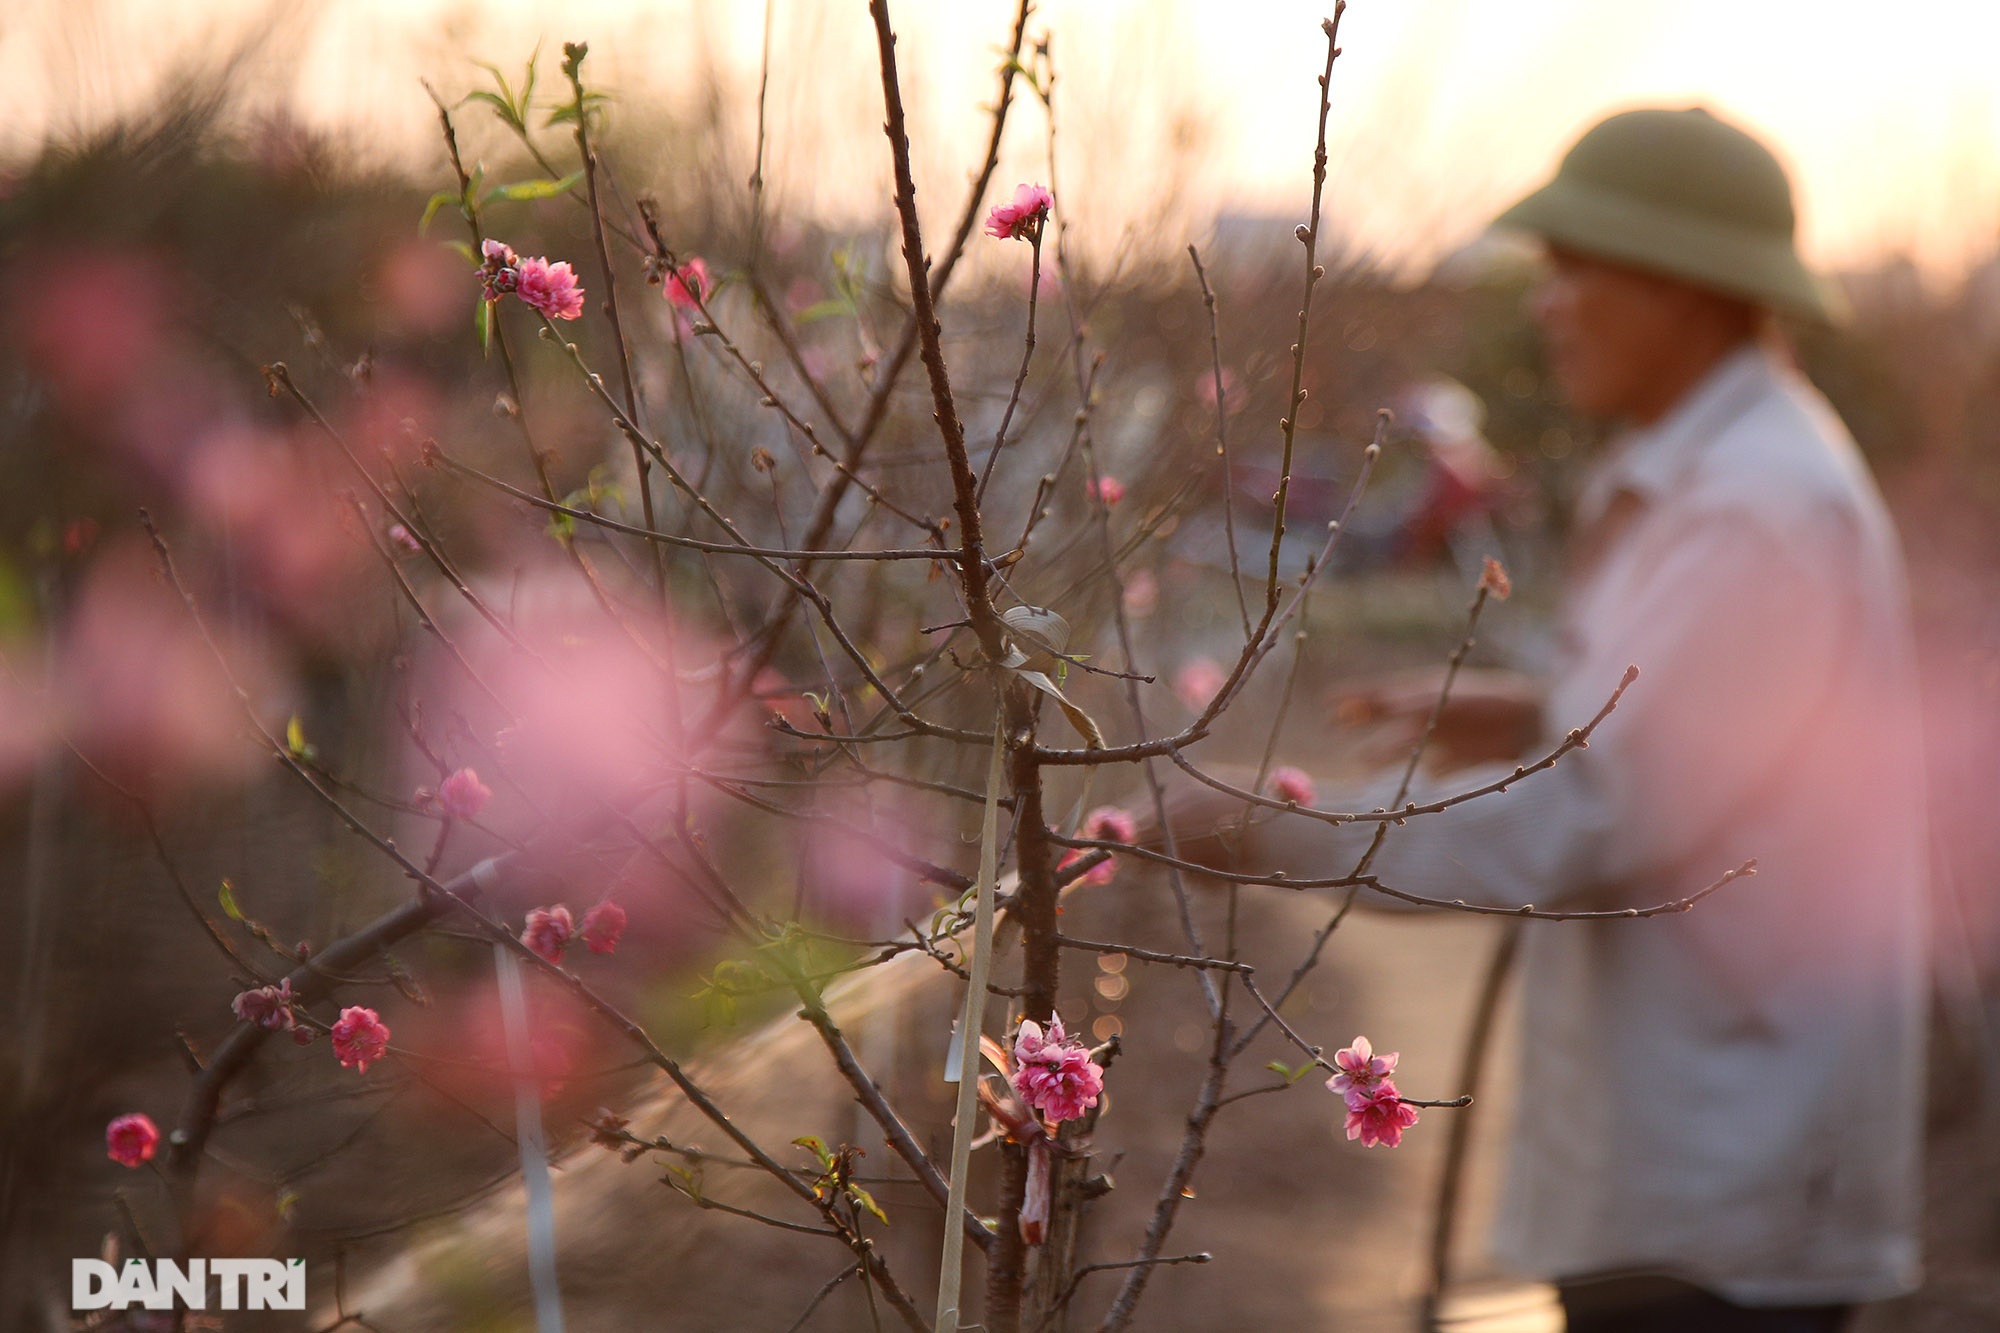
[515,256,586,320]
[232,979,298,1031]
[581,900,627,955]
[523,905,575,963]
[985,183,1055,241]
[438,767,491,821]
[1326,1035,1397,1102]
[1268,766,1317,806]
[1343,1082,1420,1148]
[1010,1013,1104,1125]
[664,256,711,310]
[105,1113,160,1168]
[330,1006,390,1074]
[1086,475,1125,507]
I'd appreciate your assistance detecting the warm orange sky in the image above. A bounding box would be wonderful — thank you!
[8,0,1998,281]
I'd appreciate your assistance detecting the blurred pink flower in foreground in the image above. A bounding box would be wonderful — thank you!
[106,1113,159,1168]
[523,906,575,964]
[1195,365,1241,413]
[1268,766,1316,806]
[985,183,1054,241]
[581,900,627,955]
[1086,475,1125,507]
[664,256,710,310]
[1010,1013,1103,1125]
[438,767,492,821]
[387,523,422,554]
[439,565,728,825]
[232,979,298,1032]
[515,256,586,320]
[331,1007,390,1074]
[1057,805,1138,887]
[57,542,272,797]
[1120,568,1159,620]
[1343,1084,1420,1148]
[1173,657,1227,711]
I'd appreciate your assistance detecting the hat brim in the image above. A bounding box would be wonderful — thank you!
[1496,175,1847,325]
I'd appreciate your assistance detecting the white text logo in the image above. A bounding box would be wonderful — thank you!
[71,1259,305,1311]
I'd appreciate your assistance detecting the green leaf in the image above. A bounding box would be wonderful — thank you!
[792,298,854,326]
[848,1183,889,1226]
[418,190,459,237]
[791,1135,833,1169]
[521,43,541,110]
[545,90,610,128]
[663,1162,703,1200]
[477,297,493,358]
[443,239,477,265]
[284,715,316,761]
[276,1189,300,1221]
[461,88,524,135]
[490,170,584,202]
[218,878,244,921]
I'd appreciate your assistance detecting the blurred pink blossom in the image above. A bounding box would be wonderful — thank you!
[1195,366,1241,412]
[440,566,726,823]
[1086,475,1125,507]
[664,256,711,310]
[387,524,422,554]
[56,542,273,796]
[1120,568,1159,620]
[515,256,586,320]
[330,1007,390,1074]
[379,240,465,334]
[1268,766,1317,806]
[105,1113,160,1168]
[1173,657,1227,710]
[438,767,491,821]
[231,979,298,1031]
[21,252,169,408]
[1343,1083,1419,1148]
[1057,805,1138,887]
[785,275,822,312]
[984,183,1054,241]
[581,900,627,955]
[1010,1013,1103,1125]
[523,906,575,964]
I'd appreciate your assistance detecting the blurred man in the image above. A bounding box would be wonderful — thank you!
[1208,108,1930,1331]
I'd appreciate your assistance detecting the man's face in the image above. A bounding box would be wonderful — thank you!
[1527,247,1732,424]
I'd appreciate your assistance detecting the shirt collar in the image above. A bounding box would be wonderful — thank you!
[1576,342,1780,527]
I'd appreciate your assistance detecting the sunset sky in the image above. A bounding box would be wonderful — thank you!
[8,0,1997,281]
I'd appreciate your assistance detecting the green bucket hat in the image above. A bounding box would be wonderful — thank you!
[1495,106,1845,323]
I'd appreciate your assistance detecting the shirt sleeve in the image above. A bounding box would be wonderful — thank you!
[1246,505,1853,912]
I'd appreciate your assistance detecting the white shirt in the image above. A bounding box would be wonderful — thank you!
[1255,343,1929,1305]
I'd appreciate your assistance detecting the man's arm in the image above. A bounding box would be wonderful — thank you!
[1231,507,1850,911]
